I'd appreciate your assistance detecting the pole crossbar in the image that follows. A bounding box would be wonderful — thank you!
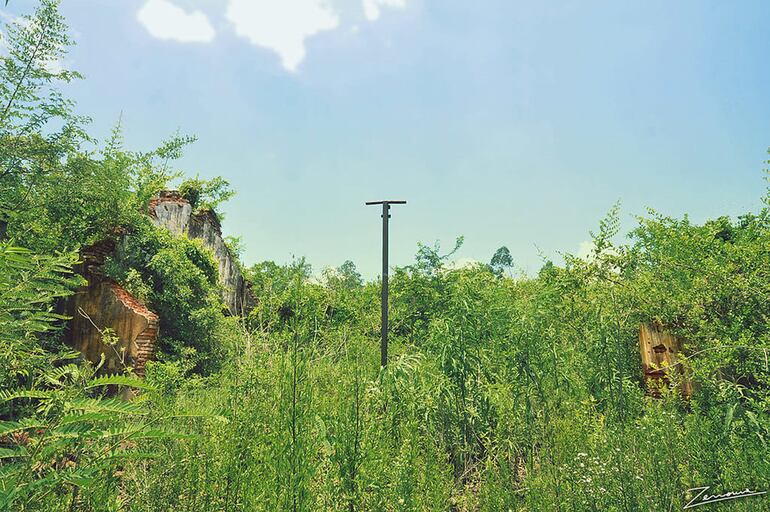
[365,200,406,367]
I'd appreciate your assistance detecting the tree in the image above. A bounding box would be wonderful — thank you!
[0,0,85,237]
[489,246,513,277]
[411,236,464,277]
[324,260,363,290]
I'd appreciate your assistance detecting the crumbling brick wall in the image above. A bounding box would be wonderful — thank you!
[66,190,255,376]
[67,242,159,376]
[639,322,693,397]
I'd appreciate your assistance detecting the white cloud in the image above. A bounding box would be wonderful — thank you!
[575,240,620,267]
[137,0,215,43]
[225,0,339,72]
[135,0,409,72]
[445,258,483,271]
[362,0,406,21]
[576,240,594,260]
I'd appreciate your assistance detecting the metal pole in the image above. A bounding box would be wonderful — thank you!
[381,202,389,367]
[366,200,406,367]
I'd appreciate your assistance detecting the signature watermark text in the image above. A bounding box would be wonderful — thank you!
[684,486,766,509]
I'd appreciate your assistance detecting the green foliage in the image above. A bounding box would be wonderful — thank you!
[489,245,513,277]
[0,241,171,511]
[224,235,244,260]
[117,190,769,510]
[104,221,228,374]
[178,174,234,214]
[0,359,179,512]
[0,2,231,510]
[413,235,464,276]
[322,260,363,291]
[244,257,319,334]
[125,130,195,211]
[0,0,195,254]
[0,243,83,402]
[0,0,85,237]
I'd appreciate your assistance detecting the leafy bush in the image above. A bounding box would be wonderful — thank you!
[104,221,229,374]
[0,242,173,511]
[178,174,234,214]
[0,369,166,511]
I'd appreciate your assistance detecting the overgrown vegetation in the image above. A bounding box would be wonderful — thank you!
[1,2,768,511]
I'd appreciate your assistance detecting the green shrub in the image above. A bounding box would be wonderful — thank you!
[105,221,228,374]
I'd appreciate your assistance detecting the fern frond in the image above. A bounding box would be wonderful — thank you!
[0,447,28,459]
[68,398,146,416]
[96,426,196,441]
[56,351,83,361]
[0,419,42,437]
[60,469,99,488]
[85,374,156,391]
[103,451,161,461]
[133,428,198,441]
[0,462,23,481]
[0,389,55,402]
[43,364,80,386]
[57,412,113,427]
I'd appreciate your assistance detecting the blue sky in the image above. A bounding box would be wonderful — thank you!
[5,0,770,277]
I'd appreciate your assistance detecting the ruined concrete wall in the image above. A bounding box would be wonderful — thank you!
[149,191,192,236]
[149,190,255,316]
[67,242,159,376]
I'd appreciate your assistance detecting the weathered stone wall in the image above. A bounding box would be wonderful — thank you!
[149,190,255,315]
